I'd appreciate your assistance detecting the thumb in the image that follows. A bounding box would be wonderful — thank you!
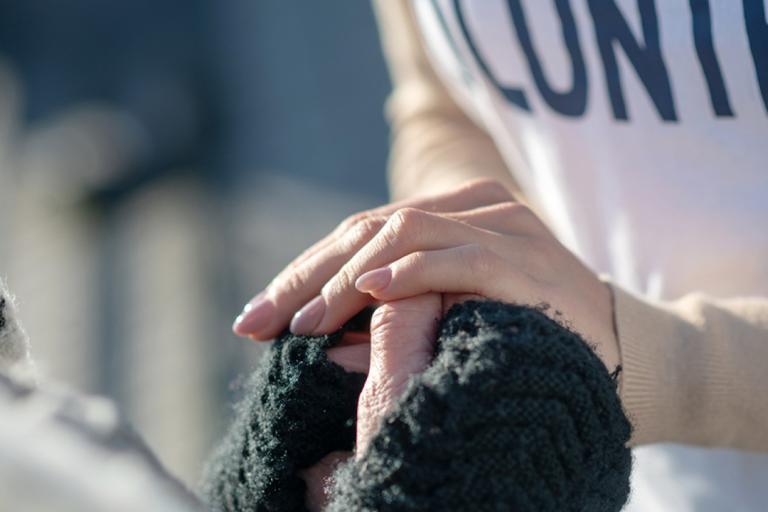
[356,293,442,456]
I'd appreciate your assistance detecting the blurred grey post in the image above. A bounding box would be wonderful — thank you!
[0,57,219,484]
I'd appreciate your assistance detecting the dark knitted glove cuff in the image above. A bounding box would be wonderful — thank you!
[327,300,632,512]
[202,317,367,512]
[203,301,632,512]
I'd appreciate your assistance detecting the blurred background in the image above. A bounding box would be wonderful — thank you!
[0,0,390,486]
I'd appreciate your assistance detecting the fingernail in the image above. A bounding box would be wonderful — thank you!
[290,295,326,335]
[232,293,275,336]
[355,267,392,293]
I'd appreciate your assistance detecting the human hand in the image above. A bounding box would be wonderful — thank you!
[233,178,618,373]
[300,293,445,511]
[232,178,511,339]
[344,202,619,371]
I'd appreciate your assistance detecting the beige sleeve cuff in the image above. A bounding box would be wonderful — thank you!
[601,277,768,451]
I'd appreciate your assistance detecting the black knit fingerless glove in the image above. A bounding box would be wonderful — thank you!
[328,300,632,511]
[201,319,367,512]
[202,301,632,512]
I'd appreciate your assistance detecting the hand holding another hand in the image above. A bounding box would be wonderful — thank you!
[233,178,622,510]
[233,178,619,373]
[301,293,443,511]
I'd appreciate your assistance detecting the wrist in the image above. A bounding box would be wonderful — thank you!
[595,277,727,447]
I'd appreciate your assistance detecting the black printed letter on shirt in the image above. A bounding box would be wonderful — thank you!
[690,0,735,117]
[454,0,532,111]
[587,0,678,122]
[743,0,768,113]
[506,0,588,117]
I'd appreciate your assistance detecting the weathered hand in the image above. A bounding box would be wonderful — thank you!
[300,293,445,511]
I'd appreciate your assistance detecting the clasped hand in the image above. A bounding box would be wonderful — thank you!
[232,178,619,508]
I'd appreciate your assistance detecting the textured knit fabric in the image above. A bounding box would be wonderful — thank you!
[202,317,369,512]
[203,300,632,512]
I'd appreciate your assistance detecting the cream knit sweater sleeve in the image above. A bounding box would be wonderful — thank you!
[373,0,768,452]
[607,282,768,450]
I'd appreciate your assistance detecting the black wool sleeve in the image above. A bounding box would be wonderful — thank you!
[327,300,632,512]
[201,322,367,512]
[202,301,632,512]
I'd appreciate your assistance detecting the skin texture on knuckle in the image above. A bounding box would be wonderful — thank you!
[325,217,389,296]
[324,262,360,299]
[369,301,438,355]
[375,207,422,253]
[338,211,375,234]
[343,215,387,251]
[369,304,403,346]
[270,266,313,299]
[390,207,425,234]
[369,301,425,333]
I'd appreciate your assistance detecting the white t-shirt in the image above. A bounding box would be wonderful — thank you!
[412,1,768,510]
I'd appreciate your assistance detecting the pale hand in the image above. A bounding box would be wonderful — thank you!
[233,178,619,372]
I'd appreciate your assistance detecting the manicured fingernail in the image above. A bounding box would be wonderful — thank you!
[232,293,274,336]
[290,295,326,335]
[355,267,392,293]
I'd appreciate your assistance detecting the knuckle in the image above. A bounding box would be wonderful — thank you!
[365,215,389,233]
[333,212,365,243]
[383,207,427,245]
[338,211,371,231]
[327,264,358,296]
[370,303,397,333]
[346,215,386,247]
[370,299,436,340]
[389,207,424,231]
[270,267,310,298]
[336,212,386,243]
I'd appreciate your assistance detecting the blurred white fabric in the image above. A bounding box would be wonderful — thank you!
[0,277,203,511]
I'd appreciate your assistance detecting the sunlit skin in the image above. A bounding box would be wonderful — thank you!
[232,178,620,510]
